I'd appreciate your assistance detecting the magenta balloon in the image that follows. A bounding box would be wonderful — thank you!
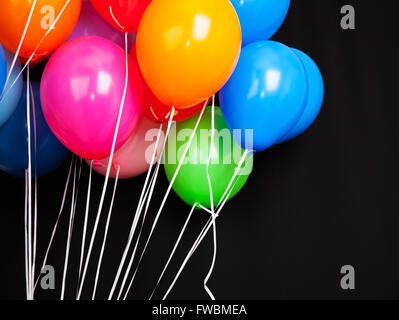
[88,116,165,179]
[41,36,144,160]
[67,0,134,49]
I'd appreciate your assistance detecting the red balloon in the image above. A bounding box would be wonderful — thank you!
[90,0,151,33]
[144,89,209,123]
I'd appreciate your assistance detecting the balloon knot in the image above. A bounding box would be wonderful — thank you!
[92,160,103,168]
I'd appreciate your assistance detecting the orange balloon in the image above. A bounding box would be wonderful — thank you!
[0,0,81,62]
[136,0,241,109]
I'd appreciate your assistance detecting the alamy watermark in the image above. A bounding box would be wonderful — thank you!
[142,126,254,176]
[341,5,355,30]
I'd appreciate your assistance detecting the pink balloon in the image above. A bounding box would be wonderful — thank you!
[41,36,143,160]
[87,116,165,179]
[67,0,134,49]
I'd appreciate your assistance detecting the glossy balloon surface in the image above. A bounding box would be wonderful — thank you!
[0,48,23,127]
[220,41,308,152]
[230,0,290,46]
[0,45,6,93]
[89,116,165,179]
[0,82,69,178]
[278,48,324,143]
[90,0,151,33]
[130,44,208,123]
[137,0,241,108]
[0,0,81,61]
[68,0,134,49]
[41,36,143,160]
[164,106,253,208]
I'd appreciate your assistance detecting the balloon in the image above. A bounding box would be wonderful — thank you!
[0,82,69,178]
[87,117,165,179]
[67,0,134,49]
[278,48,324,143]
[230,0,290,46]
[220,41,308,152]
[164,106,253,209]
[136,0,241,108]
[0,48,23,127]
[90,0,151,33]
[129,43,209,123]
[41,36,144,160]
[0,45,6,92]
[0,0,81,62]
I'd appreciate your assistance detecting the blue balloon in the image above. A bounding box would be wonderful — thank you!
[0,48,23,127]
[0,82,69,178]
[220,41,308,152]
[0,45,7,93]
[278,49,324,143]
[230,0,291,47]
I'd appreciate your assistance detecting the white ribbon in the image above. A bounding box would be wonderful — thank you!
[60,159,79,300]
[92,166,120,299]
[118,109,176,300]
[121,103,209,300]
[149,202,198,300]
[2,1,72,101]
[34,158,74,291]
[77,160,93,296]
[162,150,250,300]
[0,0,37,99]
[76,31,129,300]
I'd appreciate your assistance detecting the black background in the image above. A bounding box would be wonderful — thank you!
[1,0,398,300]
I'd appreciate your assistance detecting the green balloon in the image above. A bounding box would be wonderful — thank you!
[164,106,253,209]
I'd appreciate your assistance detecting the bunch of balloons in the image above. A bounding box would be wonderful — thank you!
[0,0,323,209]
